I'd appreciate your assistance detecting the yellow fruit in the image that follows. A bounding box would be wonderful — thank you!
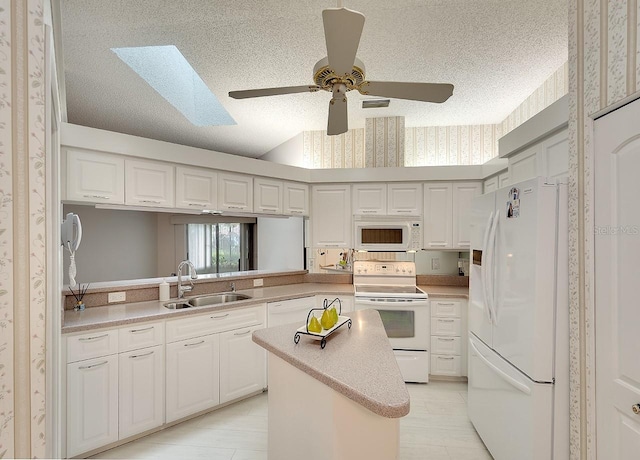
[330,306,339,325]
[321,309,334,329]
[308,315,322,333]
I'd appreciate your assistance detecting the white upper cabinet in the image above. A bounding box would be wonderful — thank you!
[483,176,498,194]
[254,177,283,214]
[452,182,482,249]
[498,171,510,188]
[387,183,422,215]
[218,172,253,212]
[507,128,568,184]
[283,182,309,216]
[66,150,125,204]
[311,185,351,247]
[125,159,175,208]
[353,184,387,215]
[175,166,217,210]
[423,183,453,249]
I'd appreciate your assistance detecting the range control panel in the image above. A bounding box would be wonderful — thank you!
[353,261,415,276]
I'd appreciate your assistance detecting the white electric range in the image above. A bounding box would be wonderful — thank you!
[353,261,430,383]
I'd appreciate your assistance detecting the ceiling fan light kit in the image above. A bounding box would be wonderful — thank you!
[229,6,454,136]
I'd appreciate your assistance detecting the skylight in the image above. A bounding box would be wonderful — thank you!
[112,45,235,127]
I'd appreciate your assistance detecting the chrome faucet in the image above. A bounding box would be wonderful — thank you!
[230,282,236,292]
[177,260,198,299]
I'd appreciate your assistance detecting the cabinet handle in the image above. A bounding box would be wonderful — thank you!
[234,329,251,336]
[79,360,108,370]
[437,356,455,360]
[212,313,229,319]
[290,210,303,214]
[129,326,154,333]
[184,340,205,347]
[140,199,162,204]
[361,210,378,214]
[226,206,244,210]
[129,351,154,359]
[439,319,455,323]
[395,210,412,213]
[79,333,109,342]
[83,194,110,200]
[187,203,207,207]
[437,302,455,306]
[437,337,455,341]
[429,243,448,247]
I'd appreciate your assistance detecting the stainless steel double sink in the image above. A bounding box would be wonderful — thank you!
[163,292,252,309]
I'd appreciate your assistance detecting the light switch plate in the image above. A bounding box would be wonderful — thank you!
[108,291,126,303]
[431,258,440,270]
[253,278,263,287]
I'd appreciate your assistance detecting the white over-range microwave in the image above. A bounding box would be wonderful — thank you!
[353,217,422,252]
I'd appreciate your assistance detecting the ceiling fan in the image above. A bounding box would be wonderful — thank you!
[228,6,454,136]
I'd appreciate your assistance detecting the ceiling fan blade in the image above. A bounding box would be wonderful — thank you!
[327,84,348,136]
[229,85,321,99]
[323,8,365,77]
[359,81,454,103]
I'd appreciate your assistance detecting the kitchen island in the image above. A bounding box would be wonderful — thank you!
[252,309,409,460]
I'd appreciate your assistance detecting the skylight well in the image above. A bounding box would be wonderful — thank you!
[112,45,235,127]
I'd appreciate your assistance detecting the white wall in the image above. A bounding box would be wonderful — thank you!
[257,217,304,270]
[63,205,159,283]
[258,132,304,167]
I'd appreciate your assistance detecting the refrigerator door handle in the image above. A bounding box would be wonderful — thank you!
[481,212,494,323]
[469,336,531,395]
[485,210,500,324]
[489,210,500,324]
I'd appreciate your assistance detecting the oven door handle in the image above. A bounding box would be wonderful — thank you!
[355,298,428,307]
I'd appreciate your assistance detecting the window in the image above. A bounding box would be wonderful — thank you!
[187,222,253,274]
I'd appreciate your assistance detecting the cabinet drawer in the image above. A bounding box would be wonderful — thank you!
[431,336,462,355]
[431,300,461,317]
[431,318,461,336]
[166,305,266,343]
[430,354,462,376]
[119,321,164,352]
[67,329,119,363]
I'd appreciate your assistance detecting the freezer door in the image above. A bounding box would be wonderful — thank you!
[468,191,495,348]
[468,333,553,460]
[492,177,558,382]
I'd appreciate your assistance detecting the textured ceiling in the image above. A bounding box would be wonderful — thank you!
[59,0,568,159]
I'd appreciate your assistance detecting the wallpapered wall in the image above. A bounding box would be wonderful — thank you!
[569,2,640,459]
[0,0,47,458]
[302,62,568,169]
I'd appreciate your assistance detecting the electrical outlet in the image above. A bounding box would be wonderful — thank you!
[431,258,440,270]
[108,291,126,303]
[253,278,264,287]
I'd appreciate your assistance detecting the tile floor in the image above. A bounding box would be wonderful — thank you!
[89,381,492,460]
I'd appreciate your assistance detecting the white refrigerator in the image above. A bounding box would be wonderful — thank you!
[467,177,569,460]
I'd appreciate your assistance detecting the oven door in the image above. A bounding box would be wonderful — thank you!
[354,298,430,350]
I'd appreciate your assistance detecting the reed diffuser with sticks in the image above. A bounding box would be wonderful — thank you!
[70,283,90,311]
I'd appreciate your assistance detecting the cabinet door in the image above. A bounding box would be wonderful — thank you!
[423,183,453,249]
[218,173,253,212]
[267,296,315,327]
[175,166,217,210]
[315,295,354,314]
[352,184,386,215]
[311,185,352,247]
[219,324,266,404]
[508,143,541,184]
[254,177,283,214]
[119,345,164,439]
[66,150,125,204]
[283,182,309,216]
[125,159,175,207]
[498,171,510,188]
[387,183,422,215]
[165,334,219,423]
[483,176,498,194]
[66,355,119,457]
[452,182,482,249]
[540,128,568,180]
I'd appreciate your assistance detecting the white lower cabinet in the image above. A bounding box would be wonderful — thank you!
[219,324,266,404]
[429,298,468,378]
[66,355,119,457]
[118,345,164,439]
[165,333,220,423]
